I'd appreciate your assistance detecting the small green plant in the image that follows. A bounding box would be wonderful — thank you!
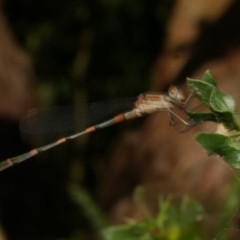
[187,70,240,169]
[101,195,207,240]
[69,183,239,240]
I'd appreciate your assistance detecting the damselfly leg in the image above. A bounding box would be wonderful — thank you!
[165,86,198,132]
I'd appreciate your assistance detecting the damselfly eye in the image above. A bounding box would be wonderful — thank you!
[168,86,179,100]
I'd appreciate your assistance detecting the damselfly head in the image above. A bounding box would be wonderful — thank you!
[168,86,185,102]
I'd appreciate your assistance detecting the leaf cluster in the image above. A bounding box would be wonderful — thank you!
[187,70,240,169]
[101,196,206,240]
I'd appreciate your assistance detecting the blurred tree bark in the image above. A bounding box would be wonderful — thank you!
[0,1,34,120]
[0,2,34,240]
[0,0,35,175]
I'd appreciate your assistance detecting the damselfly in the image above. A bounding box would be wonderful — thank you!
[0,86,191,172]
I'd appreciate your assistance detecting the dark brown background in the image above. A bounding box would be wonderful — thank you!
[0,0,239,239]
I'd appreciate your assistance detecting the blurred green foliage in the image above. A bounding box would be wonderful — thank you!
[68,180,240,240]
[101,196,206,240]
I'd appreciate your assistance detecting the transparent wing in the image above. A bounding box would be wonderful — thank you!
[20,98,136,135]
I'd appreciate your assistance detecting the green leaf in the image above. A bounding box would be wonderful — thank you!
[195,133,240,169]
[156,196,172,229]
[101,221,154,240]
[187,77,236,113]
[69,186,109,230]
[209,91,236,113]
[215,112,240,131]
[187,111,218,123]
[202,70,217,86]
[186,70,240,130]
[187,79,214,107]
[187,111,239,131]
